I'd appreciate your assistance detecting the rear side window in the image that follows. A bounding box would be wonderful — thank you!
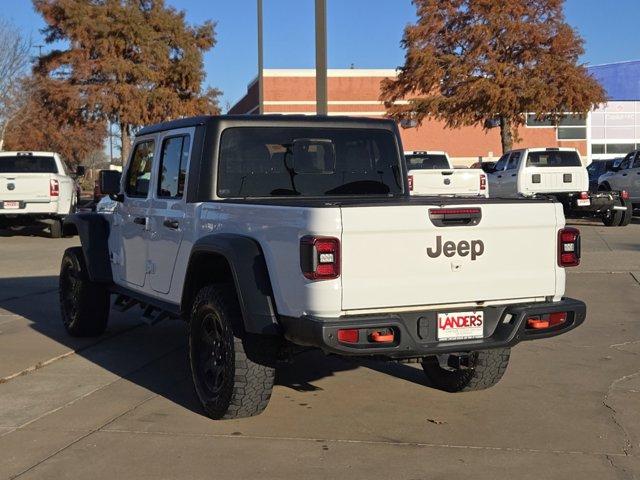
[526,151,582,168]
[125,141,155,197]
[0,156,58,173]
[158,135,190,198]
[217,127,403,197]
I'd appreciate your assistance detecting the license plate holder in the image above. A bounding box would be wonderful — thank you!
[576,198,590,207]
[2,201,20,209]
[437,311,484,341]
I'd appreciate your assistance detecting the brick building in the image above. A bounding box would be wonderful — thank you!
[228,68,590,166]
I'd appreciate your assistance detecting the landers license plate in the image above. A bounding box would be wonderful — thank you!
[576,199,590,207]
[437,311,484,341]
[2,201,19,209]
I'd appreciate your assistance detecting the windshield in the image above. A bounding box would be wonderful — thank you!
[526,151,582,168]
[0,156,58,174]
[217,127,403,197]
[405,154,450,169]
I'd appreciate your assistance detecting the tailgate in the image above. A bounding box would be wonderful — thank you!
[0,174,52,201]
[410,169,484,197]
[520,167,588,195]
[340,201,561,311]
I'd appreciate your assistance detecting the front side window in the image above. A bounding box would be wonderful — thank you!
[526,151,582,168]
[217,127,403,197]
[633,152,640,169]
[158,135,190,198]
[506,152,521,170]
[494,154,509,171]
[125,140,155,197]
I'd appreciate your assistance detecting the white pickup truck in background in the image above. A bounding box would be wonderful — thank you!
[405,151,488,197]
[487,147,632,227]
[0,151,83,237]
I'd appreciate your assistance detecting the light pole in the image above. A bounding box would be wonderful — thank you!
[315,0,328,115]
[257,0,264,114]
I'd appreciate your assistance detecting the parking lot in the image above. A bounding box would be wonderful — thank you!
[0,220,638,480]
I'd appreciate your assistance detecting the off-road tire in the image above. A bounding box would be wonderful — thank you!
[189,285,275,419]
[421,348,511,392]
[59,247,110,336]
[49,218,63,238]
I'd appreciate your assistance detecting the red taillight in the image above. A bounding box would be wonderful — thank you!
[480,174,487,191]
[549,312,567,327]
[430,208,481,216]
[408,175,414,191]
[337,329,359,343]
[579,191,589,200]
[527,312,568,330]
[300,236,340,280]
[50,179,59,197]
[558,227,580,267]
[621,190,629,200]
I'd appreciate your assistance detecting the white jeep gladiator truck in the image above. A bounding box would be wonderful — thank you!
[405,150,488,197]
[59,116,586,420]
[0,151,83,237]
[487,147,632,227]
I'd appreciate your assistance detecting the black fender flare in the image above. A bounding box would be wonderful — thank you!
[185,234,280,336]
[63,213,113,283]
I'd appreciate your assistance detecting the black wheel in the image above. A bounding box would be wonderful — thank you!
[49,219,63,238]
[59,247,110,336]
[421,348,510,392]
[189,285,275,419]
[618,198,633,226]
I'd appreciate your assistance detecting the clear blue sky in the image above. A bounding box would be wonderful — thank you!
[2,0,639,111]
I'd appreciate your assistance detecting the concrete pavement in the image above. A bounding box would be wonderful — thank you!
[0,220,638,479]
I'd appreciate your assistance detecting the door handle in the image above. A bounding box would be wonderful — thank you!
[622,173,628,176]
[133,217,146,226]
[497,175,502,179]
[511,174,516,177]
[163,219,180,230]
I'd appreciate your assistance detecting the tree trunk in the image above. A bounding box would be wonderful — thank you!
[499,116,513,153]
[120,123,131,165]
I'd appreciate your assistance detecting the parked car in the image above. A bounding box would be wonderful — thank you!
[487,147,631,227]
[405,151,488,197]
[587,159,623,192]
[598,150,640,209]
[61,115,585,420]
[0,151,84,237]
[470,160,497,174]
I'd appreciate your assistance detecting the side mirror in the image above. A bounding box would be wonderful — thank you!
[482,164,496,174]
[99,170,123,201]
[75,165,86,177]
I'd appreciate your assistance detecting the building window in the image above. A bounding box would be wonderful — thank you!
[591,144,605,154]
[558,127,587,140]
[605,144,635,154]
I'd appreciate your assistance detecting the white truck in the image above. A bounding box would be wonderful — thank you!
[405,151,488,197]
[487,147,632,226]
[598,149,640,210]
[0,151,83,237]
[59,116,586,420]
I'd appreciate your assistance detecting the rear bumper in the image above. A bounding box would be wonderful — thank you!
[553,192,624,213]
[0,200,59,216]
[280,298,586,359]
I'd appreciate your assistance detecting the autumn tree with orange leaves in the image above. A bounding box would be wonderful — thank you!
[382,0,606,153]
[33,0,220,163]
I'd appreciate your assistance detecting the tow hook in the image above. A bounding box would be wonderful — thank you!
[369,329,395,343]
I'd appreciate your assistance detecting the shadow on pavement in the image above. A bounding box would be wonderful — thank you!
[0,275,365,419]
[0,225,52,238]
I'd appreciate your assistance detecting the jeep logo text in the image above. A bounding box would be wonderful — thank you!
[426,236,484,261]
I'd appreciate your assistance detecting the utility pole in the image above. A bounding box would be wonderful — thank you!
[315,0,328,115]
[257,0,264,114]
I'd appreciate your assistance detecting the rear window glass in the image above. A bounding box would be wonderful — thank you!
[0,156,58,173]
[526,151,582,168]
[405,154,449,169]
[217,127,403,197]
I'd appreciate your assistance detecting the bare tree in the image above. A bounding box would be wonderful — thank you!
[0,20,31,150]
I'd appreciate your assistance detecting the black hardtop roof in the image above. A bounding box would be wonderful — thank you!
[136,114,397,137]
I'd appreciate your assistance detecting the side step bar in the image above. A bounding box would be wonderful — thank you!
[113,294,177,326]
